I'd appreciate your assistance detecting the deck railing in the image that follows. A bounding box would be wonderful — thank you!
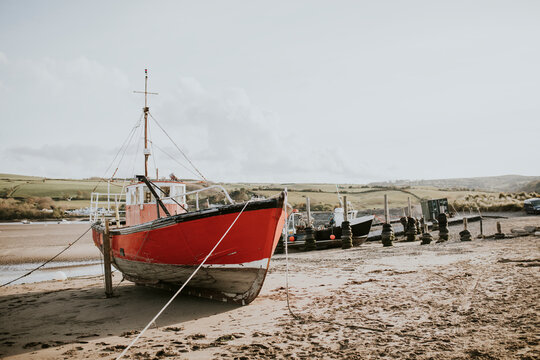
[89,192,126,222]
[89,184,235,222]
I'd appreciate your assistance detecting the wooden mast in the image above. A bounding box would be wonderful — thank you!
[134,69,158,178]
[143,69,149,177]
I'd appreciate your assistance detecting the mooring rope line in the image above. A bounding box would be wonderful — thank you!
[116,199,252,360]
[0,226,93,287]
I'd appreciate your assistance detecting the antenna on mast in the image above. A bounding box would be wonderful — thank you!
[134,69,158,178]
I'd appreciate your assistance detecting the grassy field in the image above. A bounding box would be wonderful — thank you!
[1,174,537,218]
[0,174,123,200]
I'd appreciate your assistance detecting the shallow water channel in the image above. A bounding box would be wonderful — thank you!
[0,260,104,286]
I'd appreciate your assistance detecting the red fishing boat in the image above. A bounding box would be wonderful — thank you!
[91,71,286,305]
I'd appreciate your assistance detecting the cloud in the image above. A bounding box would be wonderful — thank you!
[147,77,379,183]
[0,54,132,149]
[1,144,118,179]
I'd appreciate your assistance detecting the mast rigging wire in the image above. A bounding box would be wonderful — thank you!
[149,112,208,182]
[148,140,203,180]
[91,114,143,192]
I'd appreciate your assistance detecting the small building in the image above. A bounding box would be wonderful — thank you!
[421,198,449,221]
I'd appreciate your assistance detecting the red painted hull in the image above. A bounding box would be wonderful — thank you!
[92,193,286,305]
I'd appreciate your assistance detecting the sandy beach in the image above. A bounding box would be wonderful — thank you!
[0,216,539,359]
[0,223,99,265]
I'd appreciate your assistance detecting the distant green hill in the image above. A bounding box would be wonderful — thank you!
[0,174,121,202]
[521,180,540,194]
[369,175,540,192]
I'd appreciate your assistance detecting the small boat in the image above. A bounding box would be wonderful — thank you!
[90,71,286,305]
[282,207,373,250]
[315,207,374,242]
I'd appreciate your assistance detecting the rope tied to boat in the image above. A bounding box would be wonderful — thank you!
[116,199,252,360]
[0,226,93,287]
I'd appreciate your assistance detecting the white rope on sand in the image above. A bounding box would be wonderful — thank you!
[116,200,252,359]
[283,199,301,319]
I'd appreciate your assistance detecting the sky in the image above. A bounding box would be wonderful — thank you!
[0,0,538,184]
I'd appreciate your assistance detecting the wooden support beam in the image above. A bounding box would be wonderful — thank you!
[344,196,348,222]
[384,194,389,224]
[103,219,113,298]
[306,197,311,225]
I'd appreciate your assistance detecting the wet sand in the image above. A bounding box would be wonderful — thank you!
[0,223,99,265]
[0,216,539,359]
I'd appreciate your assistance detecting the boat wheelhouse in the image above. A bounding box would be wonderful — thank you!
[125,181,187,226]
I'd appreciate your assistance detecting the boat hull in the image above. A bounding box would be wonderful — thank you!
[92,193,286,305]
[315,215,374,241]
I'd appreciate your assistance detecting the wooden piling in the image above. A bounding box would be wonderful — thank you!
[437,213,449,242]
[405,217,417,242]
[494,221,505,239]
[304,197,316,251]
[408,197,412,217]
[479,218,483,238]
[306,197,311,225]
[420,223,433,245]
[459,217,472,241]
[103,219,114,298]
[343,196,348,222]
[341,196,352,249]
[384,194,389,224]
[381,194,394,247]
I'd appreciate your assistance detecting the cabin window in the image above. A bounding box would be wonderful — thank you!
[161,186,170,198]
[144,189,153,203]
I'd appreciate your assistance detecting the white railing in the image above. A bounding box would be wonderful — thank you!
[162,185,235,210]
[89,184,236,223]
[89,192,126,222]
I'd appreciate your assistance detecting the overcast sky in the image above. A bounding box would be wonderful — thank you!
[0,1,538,183]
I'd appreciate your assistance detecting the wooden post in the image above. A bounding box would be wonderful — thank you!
[420,223,432,245]
[103,219,114,298]
[343,196,348,222]
[495,221,505,239]
[304,197,316,251]
[384,194,389,224]
[460,217,472,241]
[306,197,311,225]
[479,217,483,237]
[408,197,412,217]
